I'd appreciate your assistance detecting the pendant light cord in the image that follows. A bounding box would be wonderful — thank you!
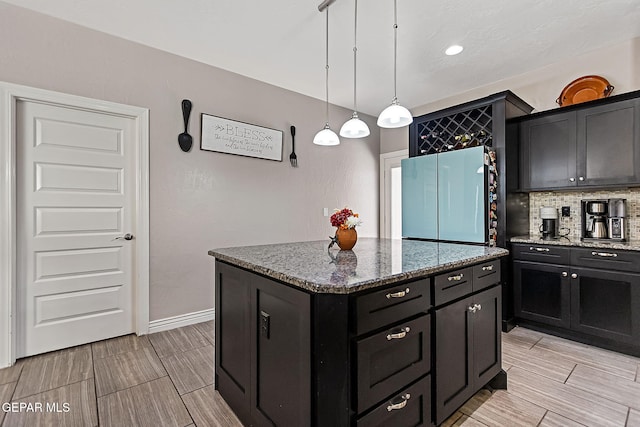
[393,0,398,101]
[352,0,358,113]
[325,8,330,125]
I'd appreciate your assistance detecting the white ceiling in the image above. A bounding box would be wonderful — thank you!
[4,0,640,116]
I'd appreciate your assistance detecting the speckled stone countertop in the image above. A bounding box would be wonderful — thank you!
[511,235,640,251]
[208,238,508,294]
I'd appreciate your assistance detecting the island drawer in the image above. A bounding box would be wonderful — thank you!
[434,267,473,306]
[512,243,570,264]
[355,279,430,335]
[571,248,640,273]
[356,375,431,427]
[356,314,430,413]
[473,260,501,292]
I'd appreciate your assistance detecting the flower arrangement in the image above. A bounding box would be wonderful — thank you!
[330,207,362,230]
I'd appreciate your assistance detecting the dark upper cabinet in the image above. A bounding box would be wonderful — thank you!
[520,94,640,190]
[520,112,577,189]
[577,99,640,186]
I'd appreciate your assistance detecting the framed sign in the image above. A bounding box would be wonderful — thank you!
[201,114,283,161]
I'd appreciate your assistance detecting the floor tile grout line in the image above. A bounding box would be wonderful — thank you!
[564,363,578,384]
[90,342,101,427]
[528,335,544,350]
[535,409,548,427]
[96,373,171,399]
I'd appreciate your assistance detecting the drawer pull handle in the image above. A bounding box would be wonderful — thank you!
[448,273,464,282]
[386,288,410,299]
[482,265,494,271]
[386,393,411,412]
[591,251,617,258]
[529,247,550,252]
[386,327,410,341]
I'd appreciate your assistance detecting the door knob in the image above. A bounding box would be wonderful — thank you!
[562,272,568,277]
[113,233,134,241]
[578,176,585,181]
[569,177,576,182]
[571,273,578,279]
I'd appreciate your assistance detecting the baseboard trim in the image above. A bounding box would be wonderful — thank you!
[148,308,215,334]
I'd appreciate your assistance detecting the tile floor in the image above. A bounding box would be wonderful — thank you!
[0,322,639,426]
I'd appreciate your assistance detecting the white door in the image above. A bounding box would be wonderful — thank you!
[380,150,408,239]
[17,99,136,357]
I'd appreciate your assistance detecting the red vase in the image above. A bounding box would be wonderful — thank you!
[335,227,357,250]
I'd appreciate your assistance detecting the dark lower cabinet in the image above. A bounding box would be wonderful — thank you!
[513,261,570,328]
[512,243,640,356]
[434,285,502,425]
[570,267,640,345]
[215,262,311,427]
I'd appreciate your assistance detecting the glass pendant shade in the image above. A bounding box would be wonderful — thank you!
[377,99,413,128]
[377,0,413,129]
[313,124,340,146]
[340,112,370,138]
[340,0,369,139]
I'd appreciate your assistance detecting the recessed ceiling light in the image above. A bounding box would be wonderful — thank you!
[445,45,464,56]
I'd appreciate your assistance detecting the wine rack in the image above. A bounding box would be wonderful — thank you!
[415,104,493,155]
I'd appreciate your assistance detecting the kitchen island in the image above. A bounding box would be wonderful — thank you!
[209,238,509,426]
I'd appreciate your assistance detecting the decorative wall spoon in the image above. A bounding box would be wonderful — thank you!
[178,99,193,152]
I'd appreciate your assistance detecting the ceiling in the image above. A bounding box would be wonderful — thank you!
[4,0,640,116]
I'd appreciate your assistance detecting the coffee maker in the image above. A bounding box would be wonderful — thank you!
[581,199,626,241]
[539,206,558,240]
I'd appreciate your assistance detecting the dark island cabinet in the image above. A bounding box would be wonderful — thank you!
[215,256,505,427]
[434,277,502,425]
[519,94,640,190]
[215,262,311,427]
[512,243,640,356]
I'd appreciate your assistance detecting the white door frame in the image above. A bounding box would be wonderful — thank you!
[0,81,150,368]
[380,149,408,238]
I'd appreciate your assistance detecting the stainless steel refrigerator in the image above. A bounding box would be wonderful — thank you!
[401,145,498,245]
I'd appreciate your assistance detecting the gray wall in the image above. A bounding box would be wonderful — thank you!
[0,3,381,321]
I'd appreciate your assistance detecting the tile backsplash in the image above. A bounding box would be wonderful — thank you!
[529,188,640,240]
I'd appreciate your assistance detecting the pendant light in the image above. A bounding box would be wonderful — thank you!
[377,0,413,128]
[339,0,370,138]
[313,4,340,146]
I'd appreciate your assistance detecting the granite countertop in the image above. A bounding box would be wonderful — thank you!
[511,235,640,251]
[209,238,508,294]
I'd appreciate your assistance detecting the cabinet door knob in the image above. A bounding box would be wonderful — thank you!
[571,273,578,279]
[386,393,411,412]
[386,288,410,299]
[591,251,617,258]
[482,265,494,271]
[562,272,568,277]
[448,273,464,282]
[475,303,482,311]
[578,176,585,181]
[468,305,477,313]
[386,326,410,341]
[569,177,576,182]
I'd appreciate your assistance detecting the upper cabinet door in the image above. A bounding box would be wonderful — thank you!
[401,155,438,239]
[520,112,577,190]
[577,99,640,186]
[437,146,486,243]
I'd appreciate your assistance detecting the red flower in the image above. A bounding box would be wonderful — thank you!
[330,208,354,228]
